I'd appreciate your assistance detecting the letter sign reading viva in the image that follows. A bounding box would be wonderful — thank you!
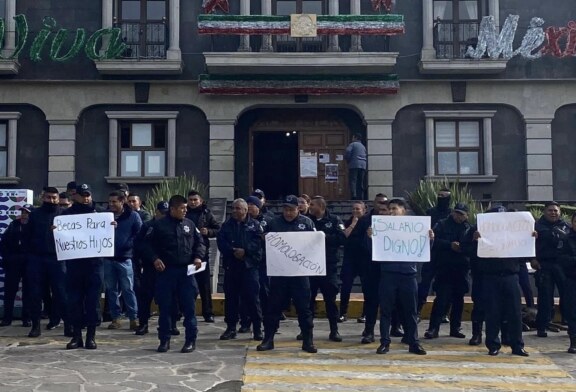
[265,232,326,276]
[53,212,115,261]
[371,216,431,262]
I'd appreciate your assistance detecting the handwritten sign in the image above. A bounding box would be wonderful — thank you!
[371,216,431,262]
[53,213,115,261]
[477,212,535,258]
[265,232,326,276]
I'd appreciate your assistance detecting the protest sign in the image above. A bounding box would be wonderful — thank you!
[371,216,431,262]
[477,212,535,258]
[53,212,115,261]
[265,231,326,276]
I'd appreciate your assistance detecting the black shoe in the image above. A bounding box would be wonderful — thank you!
[424,329,438,339]
[22,321,31,328]
[522,323,531,332]
[441,316,450,324]
[66,336,84,350]
[238,325,251,333]
[64,324,74,338]
[181,340,196,353]
[361,329,368,338]
[302,342,318,353]
[488,348,500,356]
[28,324,41,338]
[361,333,375,344]
[409,344,427,355]
[450,331,466,339]
[390,328,404,337]
[376,344,390,354]
[220,329,237,340]
[329,331,342,342]
[253,331,263,341]
[338,315,347,323]
[511,348,529,357]
[46,322,61,330]
[279,313,287,321]
[85,338,97,350]
[257,339,274,351]
[547,325,560,333]
[135,324,149,336]
[468,335,482,346]
[170,327,180,336]
[357,316,366,324]
[157,340,170,353]
[0,320,11,327]
[537,330,548,338]
[204,315,215,323]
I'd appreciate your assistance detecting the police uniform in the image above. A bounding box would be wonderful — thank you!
[559,225,576,352]
[139,212,205,352]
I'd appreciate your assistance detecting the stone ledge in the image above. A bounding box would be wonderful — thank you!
[95,59,183,75]
[419,59,508,74]
[105,176,177,184]
[0,176,20,184]
[425,175,498,183]
[0,60,20,74]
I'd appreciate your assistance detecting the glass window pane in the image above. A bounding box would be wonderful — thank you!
[0,0,5,19]
[121,0,141,19]
[0,151,6,177]
[154,124,167,148]
[435,122,456,147]
[121,151,141,177]
[437,151,458,174]
[277,1,297,15]
[147,0,165,19]
[459,151,479,174]
[0,124,7,147]
[120,126,130,148]
[132,123,152,147]
[145,151,165,176]
[433,1,453,20]
[459,1,478,20]
[459,121,480,147]
[303,1,323,13]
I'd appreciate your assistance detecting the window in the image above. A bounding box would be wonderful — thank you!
[105,111,177,183]
[274,0,326,52]
[0,0,5,19]
[433,0,481,59]
[424,110,497,182]
[115,0,168,58]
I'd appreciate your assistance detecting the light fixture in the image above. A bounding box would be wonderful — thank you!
[285,132,290,137]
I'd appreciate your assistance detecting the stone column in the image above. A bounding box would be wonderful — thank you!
[525,118,554,201]
[48,120,76,190]
[209,120,235,200]
[489,0,500,29]
[350,0,363,52]
[6,116,19,178]
[261,0,273,52]
[421,0,435,60]
[167,118,176,177]
[167,0,181,60]
[108,118,118,178]
[366,120,394,198]
[328,0,340,52]
[4,0,16,52]
[239,0,251,51]
[102,0,113,28]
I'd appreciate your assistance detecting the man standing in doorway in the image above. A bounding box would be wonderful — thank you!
[344,133,367,200]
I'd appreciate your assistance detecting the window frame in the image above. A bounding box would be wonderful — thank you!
[433,119,483,175]
[118,121,168,177]
[273,0,327,52]
[433,0,483,59]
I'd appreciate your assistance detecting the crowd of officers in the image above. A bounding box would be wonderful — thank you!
[2,184,576,356]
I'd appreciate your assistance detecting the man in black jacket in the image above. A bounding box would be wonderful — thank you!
[306,196,345,342]
[217,198,264,341]
[140,195,205,353]
[186,190,220,323]
[26,187,69,338]
[0,204,33,327]
[533,201,570,337]
[559,212,576,353]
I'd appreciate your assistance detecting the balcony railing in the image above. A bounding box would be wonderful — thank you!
[433,20,479,59]
[116,21,168,59]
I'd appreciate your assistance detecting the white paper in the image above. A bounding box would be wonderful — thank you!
[477,212,536,258]
[371,216,431,262]
[53,213,115,261]
[300,153,318,178]
[336,154,344,161]
[319,153,330,163]
[187,262,207,276]
[265,232,326,276]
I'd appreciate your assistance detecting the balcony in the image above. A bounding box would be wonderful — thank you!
[419,20,508,74]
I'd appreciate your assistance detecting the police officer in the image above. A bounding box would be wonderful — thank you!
[217,198,264,341]
[257,195,317,353]
[26,187,70,338]
[425,203,471,339]
[533,201,570,337]
[139,195,205,353]
[0,204,33,327]
[559,212,576,353]
[368,199,430,355]
[63,184,106,350]
[306,196,345,342]
[186,190,220,323]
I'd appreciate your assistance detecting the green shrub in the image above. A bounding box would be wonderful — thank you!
[144,173,207,214]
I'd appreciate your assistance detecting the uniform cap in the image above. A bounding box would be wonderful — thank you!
[283,195,299,207]
[76,183,92,196]
[156,200,169,213]
[453,202,469,214]
[246,196,262,209]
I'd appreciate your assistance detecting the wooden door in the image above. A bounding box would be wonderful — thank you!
[299,131,349,200]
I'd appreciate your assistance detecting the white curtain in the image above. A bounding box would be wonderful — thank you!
[462,0,478,20]
[433,1,450,20]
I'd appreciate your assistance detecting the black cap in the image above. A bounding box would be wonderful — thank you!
[20,204,33,213]
[487,205,507,213]
[66,181,77,190]
[453,202,469,214]
[156,200,169,213]
[283,194,299,207]
[252,189,265,200]
[246,196,262,209]
[76,183,92,196]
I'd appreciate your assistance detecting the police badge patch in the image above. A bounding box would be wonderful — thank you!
[298,224,306,230]
[183,225,190,233]
[325,222,333,228]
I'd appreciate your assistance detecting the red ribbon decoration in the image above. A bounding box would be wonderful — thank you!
[371,0,393,12]
[203,0,230,14]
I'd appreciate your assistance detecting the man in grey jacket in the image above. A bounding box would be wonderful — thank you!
[344,133,367,200]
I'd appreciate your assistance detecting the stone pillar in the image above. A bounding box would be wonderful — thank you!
[5,0,16,52]
[102,0,113,28]
[167,118,176,177]
[350,0,363,52]
[489,0,500,28]
[6,117,18,178]
[421,0,435,60]
[108,118,118,178]
[261,0,273,52]
[525,118,554,201]
[328,0,340,52]
[209,120,235,200]
[239,0,251,51]
[366,120,394,198]
[48,121,76,190]
[167,0,181,59]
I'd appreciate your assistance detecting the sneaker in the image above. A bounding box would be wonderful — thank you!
[357,316,366,324]
[130,320,139,331]
[108,319,122,330]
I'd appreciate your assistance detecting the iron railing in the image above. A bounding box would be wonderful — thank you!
[116,21,168,59]
[433,20,480,59]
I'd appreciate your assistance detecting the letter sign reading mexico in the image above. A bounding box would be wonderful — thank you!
[53,213,115,261]
[371,216,431,262]
[477,212,535,258]
[265,232,326,276]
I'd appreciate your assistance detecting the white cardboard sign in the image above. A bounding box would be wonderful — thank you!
[53,212,115,261]
[265,231,326,276]
[371,216,431,262]
[477,212,535,258]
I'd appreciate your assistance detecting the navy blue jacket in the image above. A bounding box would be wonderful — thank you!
[0,219,29,262]
[111,205,142,261]
[27,203,62,256]
[217,215,263,269]
[432,216,471,273]
[559,229,576,280]
[535,216,570,263]
[186,204,221,254]
[307,211,345,272]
